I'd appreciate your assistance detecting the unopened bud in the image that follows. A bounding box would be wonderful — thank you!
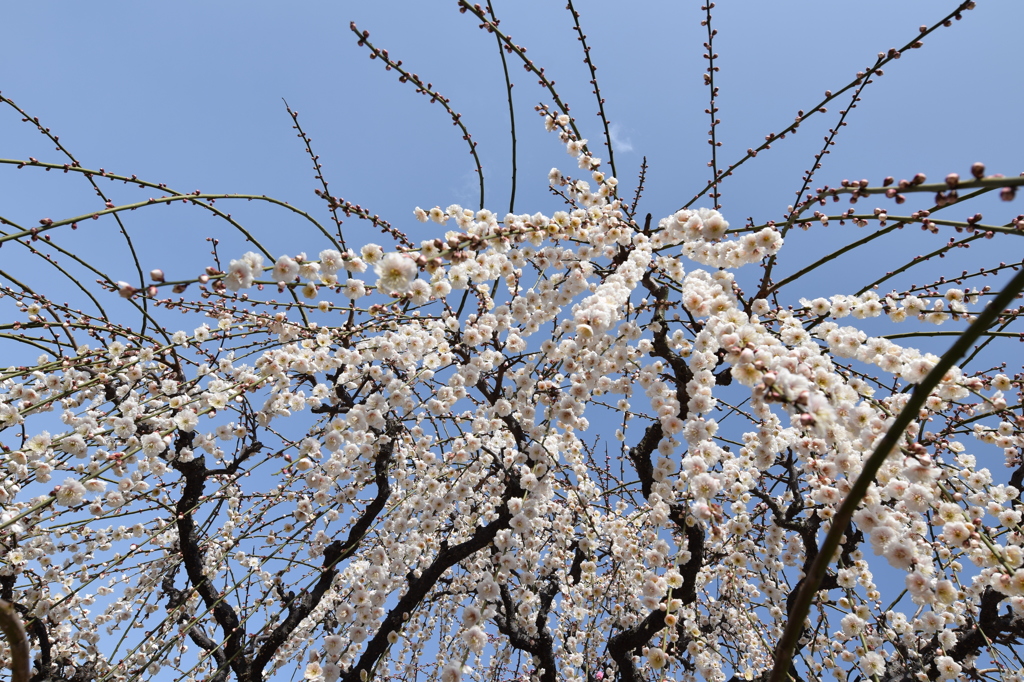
[150,269,165,282]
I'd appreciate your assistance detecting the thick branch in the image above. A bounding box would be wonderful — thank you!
[0,600,30,682]
[608,509,705,682]
[171,438,251,681]
[252,419,400,678]
[495,583,557,682]
[882,589,1024,682]
[608,609,667,682]
[341,506,514,682]
[628,422,662,500]
[161,566,229,681]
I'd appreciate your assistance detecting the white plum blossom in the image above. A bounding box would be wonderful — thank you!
[374,253,418,295]
[461,625,487,653]
[272,255,300,283]
[55,477,86,507]
[318,249,344,275]
[225,257,256,290]
[342,278,367,300]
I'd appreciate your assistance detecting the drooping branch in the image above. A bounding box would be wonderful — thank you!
[160,566,230,682]
[564,0,617,181]
[171,439,252,682]
[495,582,557,682]
[349,22,485,213]
[0,600,30,682]
[340,506,516,682]
[881,589,1024,682]
[771,264,1024,682]
[251,418,401,678]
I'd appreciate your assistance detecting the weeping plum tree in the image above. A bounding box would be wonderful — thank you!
[2,2,1024,681]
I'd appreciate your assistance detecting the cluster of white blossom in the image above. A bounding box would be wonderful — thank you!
[657,210,784,269]
[1,102,1023,682]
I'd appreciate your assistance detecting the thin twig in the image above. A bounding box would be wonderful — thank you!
[350,22,485,211]
[485,0,518,214]
[566,0,617,180]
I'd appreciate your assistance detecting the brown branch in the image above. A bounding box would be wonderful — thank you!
[0,600,30,682]
[341,505,516,682]
[881,589,1024,682]
[171,445,251,681]
[252,419,401,678]
[160,566,230,682]
[495,583,557,682]
[349,21,484,212]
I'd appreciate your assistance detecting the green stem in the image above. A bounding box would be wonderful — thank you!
[770,263,1024,682]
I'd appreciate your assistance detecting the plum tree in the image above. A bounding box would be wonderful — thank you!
[1,2,1023,682]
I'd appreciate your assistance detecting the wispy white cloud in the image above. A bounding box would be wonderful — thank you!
[451,170,482,209]
[609,123,634,154]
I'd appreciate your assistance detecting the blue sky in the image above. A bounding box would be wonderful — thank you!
[3,1,1022,308]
